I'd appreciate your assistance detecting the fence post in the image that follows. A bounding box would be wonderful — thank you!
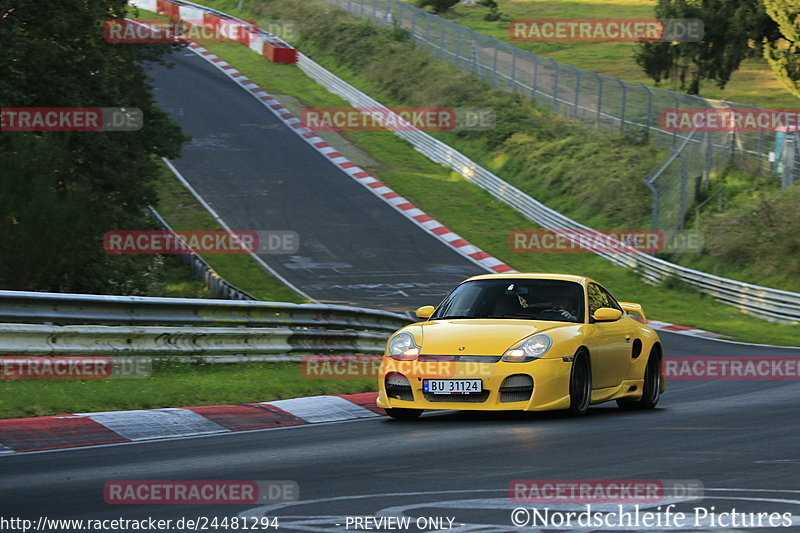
[510,46,517,91]
[531,53,538,99]
[703,130,712,189]
[679,154,687,229]
[411,7,417,37]
[471,31,481,79]
[641,84,653,141]
[439,17,446,60]
[643,178,659,231]
[671,94,681,149]
[572,66,581,118]
[491,44,499,87]
[551,59,559,112]
[595,73,603,125]
[455,22,463,68]
[618,79,627,133]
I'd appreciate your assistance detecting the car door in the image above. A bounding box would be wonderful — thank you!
[585,283,632,389]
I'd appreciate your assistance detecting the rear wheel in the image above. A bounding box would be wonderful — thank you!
[568,352,591,416]
[617,348,662,410]
[385,408,423,420]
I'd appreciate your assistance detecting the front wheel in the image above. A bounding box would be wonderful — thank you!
[617,350,662,410]
[385,408,423,420]
[568,352,592,416]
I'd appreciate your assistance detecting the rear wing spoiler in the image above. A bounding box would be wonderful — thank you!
[619,302,647,323]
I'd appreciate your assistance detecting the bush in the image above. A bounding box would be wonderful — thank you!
[415,0,459,14]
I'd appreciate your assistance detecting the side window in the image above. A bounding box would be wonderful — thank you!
[599,286,622,312]
[587,283,605,317]
[588,283,622,320]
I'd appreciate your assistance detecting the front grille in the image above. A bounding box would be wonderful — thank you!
[385,372,414,401]
[499,374,533,403]
[423,391,490,403]
[418,355,502,363]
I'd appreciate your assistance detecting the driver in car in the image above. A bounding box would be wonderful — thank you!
[545,296,578,322]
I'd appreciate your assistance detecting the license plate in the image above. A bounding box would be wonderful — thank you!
[423,379,482,394]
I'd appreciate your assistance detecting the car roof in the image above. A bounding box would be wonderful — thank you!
[465,272,591,284]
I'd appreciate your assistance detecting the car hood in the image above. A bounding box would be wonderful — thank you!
[416,319,566,356]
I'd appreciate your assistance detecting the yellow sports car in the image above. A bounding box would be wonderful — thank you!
[377,273,665,419]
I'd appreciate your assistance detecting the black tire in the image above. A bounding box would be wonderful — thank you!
[568,352,592,416]
[617,349,662,410]
[385,408,423,420]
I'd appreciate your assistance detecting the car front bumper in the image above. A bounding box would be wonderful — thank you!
[376,357,574,411]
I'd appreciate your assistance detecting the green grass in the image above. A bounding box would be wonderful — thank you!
[0,361,374,418]
[416,0,800,109]
[167,16,800,346]
[154,165,306,302]
[149,254,215,298]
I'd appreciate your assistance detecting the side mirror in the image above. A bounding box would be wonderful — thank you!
[592,307,623,322]
[415,305,435,319]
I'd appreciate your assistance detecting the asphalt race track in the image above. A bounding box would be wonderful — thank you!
[2,332,799,532]
[146,50,484,311]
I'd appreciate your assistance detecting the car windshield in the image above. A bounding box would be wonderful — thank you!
[431,279,584,323]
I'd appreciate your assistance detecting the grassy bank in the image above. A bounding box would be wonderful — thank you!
[412,0,799,110]
[0,361,374,419]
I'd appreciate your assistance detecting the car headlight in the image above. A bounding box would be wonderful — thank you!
[502,334,552,362]
[388,332,421,361]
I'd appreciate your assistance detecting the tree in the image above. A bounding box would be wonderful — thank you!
[634,0,772,95]
[415,0,459,15]
[0,0,186,293]
[763,0,800,100]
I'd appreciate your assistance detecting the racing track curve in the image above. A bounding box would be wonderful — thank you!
[146,50,485,311]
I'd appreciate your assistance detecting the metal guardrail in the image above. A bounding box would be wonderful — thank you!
[0,323,388,355]
[0,290,410,331]
[293,53,800,324]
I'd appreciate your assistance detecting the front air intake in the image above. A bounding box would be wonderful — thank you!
[385,372,414,401]
[499,374,534,403]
